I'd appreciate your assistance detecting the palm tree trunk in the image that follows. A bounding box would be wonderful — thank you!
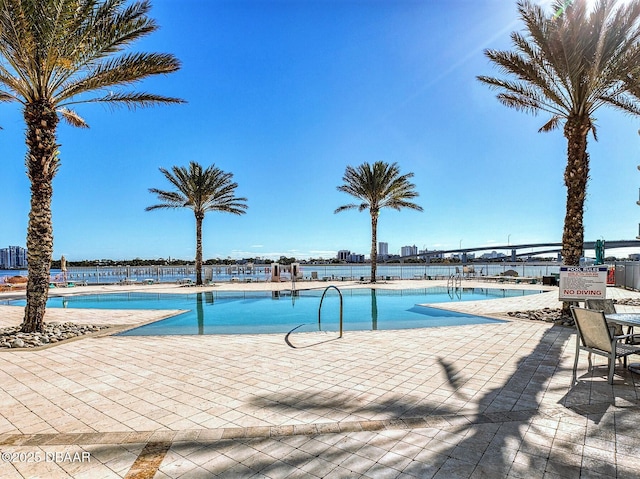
[562,119,590,266]
[22,101,59,333]
[561,119,590,316]
[370,211,378,283]
[195,213,204,285]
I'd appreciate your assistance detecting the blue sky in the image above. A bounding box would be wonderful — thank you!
[2,0,640,261]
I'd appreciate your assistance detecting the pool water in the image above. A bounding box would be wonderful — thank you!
[6,287,538,335]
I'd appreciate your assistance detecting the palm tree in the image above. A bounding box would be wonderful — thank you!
[0,0,183,333]
[478,0,640,267]
[146,162,248,285]
[335,161,422,283]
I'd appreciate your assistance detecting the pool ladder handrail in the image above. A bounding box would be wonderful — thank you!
[318,285,343,338]
[447,273,462,290]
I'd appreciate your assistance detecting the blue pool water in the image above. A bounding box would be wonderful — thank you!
[5,287,539,335]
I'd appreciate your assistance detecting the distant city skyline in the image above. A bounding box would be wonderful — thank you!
[2,1,640,262]
[0,246,27,269]
[2,238,637,265]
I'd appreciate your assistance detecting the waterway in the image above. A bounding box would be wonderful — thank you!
[1,262,561,285]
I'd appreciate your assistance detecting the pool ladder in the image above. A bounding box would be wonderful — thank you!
[318,285,343,338]
[447,273,462,290]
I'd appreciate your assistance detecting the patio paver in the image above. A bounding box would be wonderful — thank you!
[0,281,639,478]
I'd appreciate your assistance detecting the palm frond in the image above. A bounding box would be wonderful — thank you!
[538,115,561,132]
[335,161,422,216]
[0,0,183,115]
[599,90,640,116]
[147,162,248,217]
[145,188,188,210]
[0,89,15,102]
[334,204,358,214]
[58,107,88,127]
[478,75,566,117]
[63,91,185,110]
[56,52,182,102]
[479,0,640,133]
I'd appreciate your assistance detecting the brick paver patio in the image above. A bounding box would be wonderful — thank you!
[1,281,639,478]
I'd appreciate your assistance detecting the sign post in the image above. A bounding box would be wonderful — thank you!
[558,266,608,302]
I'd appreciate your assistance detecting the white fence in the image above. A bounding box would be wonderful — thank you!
[614,262,640,291]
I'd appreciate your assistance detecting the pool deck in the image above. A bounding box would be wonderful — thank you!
[1,280,640,478]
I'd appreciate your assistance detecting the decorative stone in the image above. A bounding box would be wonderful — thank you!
[505,299,640,327]
[0,323,110,349]
[507,308,571,325]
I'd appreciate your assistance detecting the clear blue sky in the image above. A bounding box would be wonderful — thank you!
[2,0,639,261]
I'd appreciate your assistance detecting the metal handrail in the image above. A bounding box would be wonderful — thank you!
[318,285,343,338]
[447,273,462,290]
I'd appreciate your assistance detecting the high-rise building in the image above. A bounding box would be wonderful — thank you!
[0,246,27,269]
[378,242,388,256]
[419,249,444,260]
[337,250,351,261]
[401,245,418,257]
[346,253,365,263]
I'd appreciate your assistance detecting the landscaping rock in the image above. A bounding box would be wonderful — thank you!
[506,298,640,328]
[0,323,111,349]
[506,307,575,326]
[615,298,640,307]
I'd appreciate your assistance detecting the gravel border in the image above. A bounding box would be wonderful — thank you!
[0,322,112,349]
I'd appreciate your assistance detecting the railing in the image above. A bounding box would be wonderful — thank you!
[34,262,562,285]
[318,285,343,338]
[447,274,461,290]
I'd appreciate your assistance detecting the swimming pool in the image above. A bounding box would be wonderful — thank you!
[4,287,538,335]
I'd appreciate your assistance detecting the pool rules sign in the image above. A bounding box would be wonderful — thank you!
[559,266,608,301]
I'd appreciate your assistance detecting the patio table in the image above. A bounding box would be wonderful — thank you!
[605,313,640,329]
[605,313,640,374]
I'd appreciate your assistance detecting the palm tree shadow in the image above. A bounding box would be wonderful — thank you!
[437,357,469,400]
[85,326,640,478]
[559,347,640,425]
[243,325,638,476]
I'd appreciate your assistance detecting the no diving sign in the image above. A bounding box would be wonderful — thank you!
[558,266,608,301]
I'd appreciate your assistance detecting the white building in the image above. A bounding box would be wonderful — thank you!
[420,249,444,260]
[401,245,418,257]
[337,250,351,261]
[480,251,507,260]
[378,242,389,261]
[347,253,365,263]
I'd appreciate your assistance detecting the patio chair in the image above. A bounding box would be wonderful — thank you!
[585,299,616,314]
[571,306,640,384]
[585,299,622,335]
[584,299,640,344]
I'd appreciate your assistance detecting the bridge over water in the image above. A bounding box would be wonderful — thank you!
[390,240,640,262]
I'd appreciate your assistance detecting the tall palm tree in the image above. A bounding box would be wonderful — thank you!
[478,0,640,267]
[0,0,183,333]
[335,161,422,283]
[146,162,248,285]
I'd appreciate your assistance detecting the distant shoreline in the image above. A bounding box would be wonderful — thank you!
[1,262,565,286]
